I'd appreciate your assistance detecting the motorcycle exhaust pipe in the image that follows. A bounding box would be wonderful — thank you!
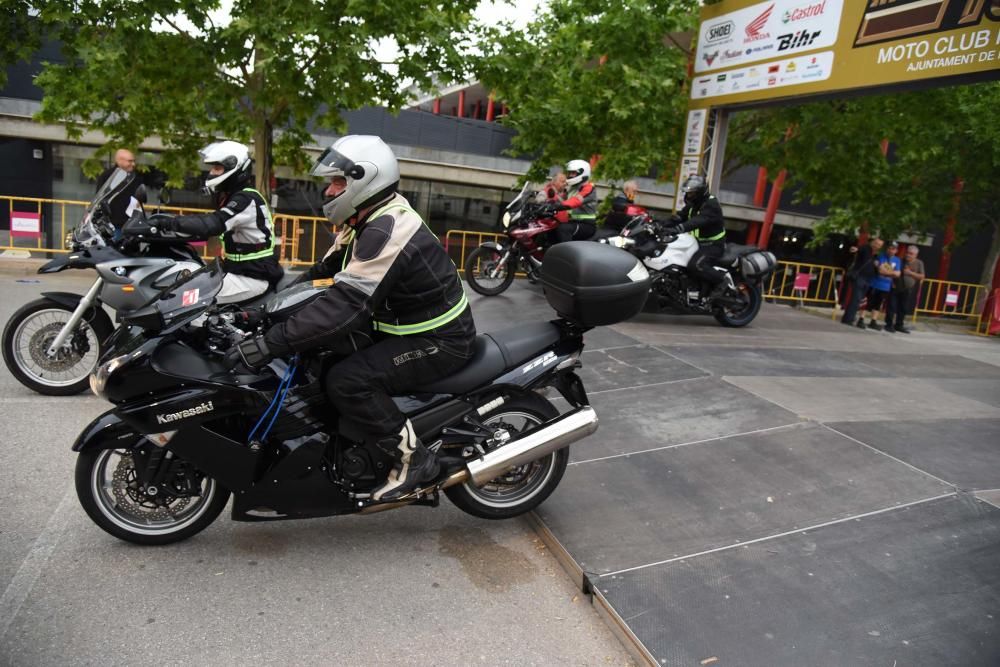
[463,406,598,487]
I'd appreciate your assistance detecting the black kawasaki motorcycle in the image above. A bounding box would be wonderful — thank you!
[72,241,650,544]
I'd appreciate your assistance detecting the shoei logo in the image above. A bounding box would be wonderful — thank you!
[705,20,735,43]
[156,401,215,425]
[744,4,774,42]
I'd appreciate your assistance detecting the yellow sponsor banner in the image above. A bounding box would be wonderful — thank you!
[690,0,1000,109]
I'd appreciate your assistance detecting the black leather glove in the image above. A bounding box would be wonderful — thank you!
[148,214,177,232]
[225,336,272,371]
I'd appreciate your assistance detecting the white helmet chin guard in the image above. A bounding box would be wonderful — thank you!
[565,159,591,187]
[200,141,252,194]
[312,135,400,225]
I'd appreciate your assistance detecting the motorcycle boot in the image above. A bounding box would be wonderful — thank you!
[372,419,440,502]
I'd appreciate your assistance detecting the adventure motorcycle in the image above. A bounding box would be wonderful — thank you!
[464,183,561,296]
[71,241,651,545]
[604,215,777,327]
[2,169,206,395]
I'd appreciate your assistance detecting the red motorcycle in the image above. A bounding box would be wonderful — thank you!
[464,183,561,296]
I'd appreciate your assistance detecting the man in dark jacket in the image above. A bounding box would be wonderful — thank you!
[228,136,476,502]
[155,141,283,303]
[95,149,142,232]
[841,235,883,326]
[668,175,728,298]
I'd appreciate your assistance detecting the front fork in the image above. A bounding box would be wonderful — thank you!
[46,278,103,357]
[488,248,513,279]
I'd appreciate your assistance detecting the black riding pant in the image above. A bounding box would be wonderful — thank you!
[553,221,595,244]
[689,242,725,289]
[324,332,475,439]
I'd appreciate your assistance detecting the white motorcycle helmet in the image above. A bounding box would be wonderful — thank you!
[199,141,252,194]
[311,135,400,225]
[565,159,591,187]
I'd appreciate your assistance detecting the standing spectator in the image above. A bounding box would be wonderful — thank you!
[858,240,901,331]
[543,171,567,201]
[841,235,882,326]
[886,245,925,333]
[95,148,143,232]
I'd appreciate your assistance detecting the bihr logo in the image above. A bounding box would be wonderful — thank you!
[156,401,215,425]
[706,20,735,43]
[744,4,774,43]
[703,50,720,66]
[777,29,821,51]
[782,0,826,23]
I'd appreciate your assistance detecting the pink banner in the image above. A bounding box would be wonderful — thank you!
[10,212,41,238]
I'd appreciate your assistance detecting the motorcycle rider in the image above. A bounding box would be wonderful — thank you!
[154,141,283,303]
[228,135,476,502]
[552,159,598,243]
[667,175,729,299]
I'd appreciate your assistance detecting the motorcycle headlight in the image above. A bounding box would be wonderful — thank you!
[502,212,511,229]
[90,354,129,399]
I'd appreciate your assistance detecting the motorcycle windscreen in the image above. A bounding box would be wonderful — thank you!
[73,168,138,247]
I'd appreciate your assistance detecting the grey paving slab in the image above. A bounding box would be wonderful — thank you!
[537,422,951,575]
[918,377,1000,407]
[572,376,800,462]
[828,418,1000,491]
[659,345,885,378]
[574,345,706,395]
[595,494,1000,667]
[724,376,1000,422]
[847,352,1000,379]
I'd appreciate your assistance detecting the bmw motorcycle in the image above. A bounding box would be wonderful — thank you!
[604,215,777,327]
[463,183,560,296]
[2,169,208,395]
[72,241,651,545]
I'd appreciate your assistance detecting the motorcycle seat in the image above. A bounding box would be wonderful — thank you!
[415,321,562,395]
[717,243,759,265]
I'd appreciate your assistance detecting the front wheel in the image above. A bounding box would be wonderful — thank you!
[2,298,112,395]
[714,280,762,327]
[75,444,230,545]
[445,394,568,520]
[464,245,516,296]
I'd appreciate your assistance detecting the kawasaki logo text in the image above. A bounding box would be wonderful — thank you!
[156,401,215,425]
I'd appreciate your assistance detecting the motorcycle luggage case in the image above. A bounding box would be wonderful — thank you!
[540,241,650,326]
[741,250,778,278]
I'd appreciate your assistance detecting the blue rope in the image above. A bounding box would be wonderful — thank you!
[247,356,298,443]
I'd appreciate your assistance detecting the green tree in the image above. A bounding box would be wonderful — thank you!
[1,2,44,88]
[32,0,479,197]
[728,81,1000,284]
[475,0,699,183]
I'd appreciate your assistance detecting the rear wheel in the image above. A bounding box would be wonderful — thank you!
[714,280,762,327]
[75,443,230,545]
[464,246,516,296]
[445,394,568,519]
[2,298,112,395]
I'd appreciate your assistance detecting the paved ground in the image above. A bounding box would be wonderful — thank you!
[4,260,1000,666]
[0,264,632,666]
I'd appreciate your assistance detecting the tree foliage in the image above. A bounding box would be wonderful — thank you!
[32,0,479,196]
[728,82,1000,251]
[475,0,699,182]
[1,2,43,89]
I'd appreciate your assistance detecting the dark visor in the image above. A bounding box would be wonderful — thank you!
[311,147,356,178]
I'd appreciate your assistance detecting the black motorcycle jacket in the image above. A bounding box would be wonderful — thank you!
[265,193,475,356]
[674,194,726,245]
[170,187,284,285]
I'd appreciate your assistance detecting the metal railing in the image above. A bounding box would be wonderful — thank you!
[912,279,986,321]
[444,229,505,273]
[763,260,844,306]
[0,194,330,265]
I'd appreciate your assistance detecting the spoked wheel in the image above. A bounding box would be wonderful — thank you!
[464,246,516,296]
[714,280,762,327]
[75,444,230,545]
[2,299,112,395]
[445,395,568,519]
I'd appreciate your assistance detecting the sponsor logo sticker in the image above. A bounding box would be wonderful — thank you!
[181,288,200,307]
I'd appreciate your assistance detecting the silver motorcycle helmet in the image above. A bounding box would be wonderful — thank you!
[311,135,400,225]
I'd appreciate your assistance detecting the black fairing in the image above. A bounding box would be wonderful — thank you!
[38,245,125,273]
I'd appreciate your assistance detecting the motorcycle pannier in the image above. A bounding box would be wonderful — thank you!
[741,250,777,279]
[540,241,651,326]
